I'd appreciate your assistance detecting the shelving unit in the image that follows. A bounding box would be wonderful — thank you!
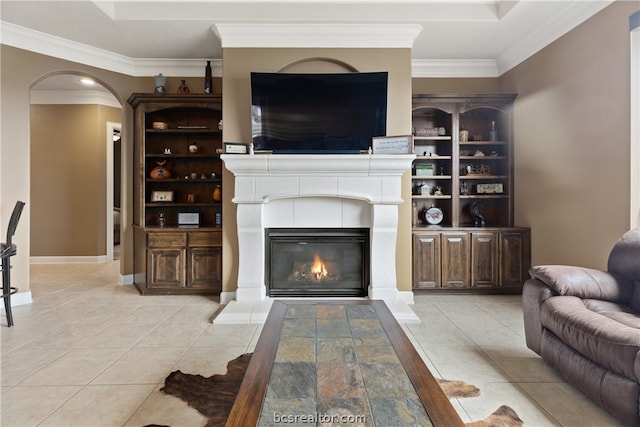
[411,94,530,292]
[128,94,223,295]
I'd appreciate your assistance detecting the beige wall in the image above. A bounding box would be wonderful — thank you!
[30,104,120,257]
[220,48,414,294]
[499,1,636,268]
[1,45,148,292]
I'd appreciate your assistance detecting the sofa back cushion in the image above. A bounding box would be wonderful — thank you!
[608,228,640,311]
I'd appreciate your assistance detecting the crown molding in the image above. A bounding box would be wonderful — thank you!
[2,0,614,80]
[212,23,423,49]
[0,21,221,77]
[30,90,122,108]
[412,59,499,78]
[496,0,614,74]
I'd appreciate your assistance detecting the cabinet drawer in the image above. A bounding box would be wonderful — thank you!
[188,231,222,247]
[147,232,186,248]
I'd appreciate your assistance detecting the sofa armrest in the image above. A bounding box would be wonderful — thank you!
[522,278,555,355]
[529,265,634,303]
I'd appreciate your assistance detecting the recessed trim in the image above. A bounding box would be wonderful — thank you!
[212,22,423,49]
[412,59,499,78]
[30,90,121,108]
[496,0,614,74]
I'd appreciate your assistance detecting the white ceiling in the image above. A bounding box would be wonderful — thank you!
[1,0,614,81]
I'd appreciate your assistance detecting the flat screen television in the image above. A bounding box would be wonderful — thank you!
[251,72,388,154]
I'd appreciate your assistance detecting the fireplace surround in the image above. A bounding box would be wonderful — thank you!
[215,153,419,323]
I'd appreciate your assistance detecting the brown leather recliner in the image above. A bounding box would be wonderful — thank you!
[522,228,640,427]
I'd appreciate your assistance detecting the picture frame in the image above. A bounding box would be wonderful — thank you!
[371,135,414,154]
[224,142,249,154]
[151,190,174,202]
[178,212,200,226]
[476,183,504,194]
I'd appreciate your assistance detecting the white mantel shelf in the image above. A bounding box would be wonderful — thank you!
[216,153,419,324]
[221,153,415,176]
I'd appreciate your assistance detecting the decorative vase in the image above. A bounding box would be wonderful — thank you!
[150,160,171,179]
[154,73,166,94]
[204,61,213,94]
[212,184,222,202]
[177,79,190,94]
[489,121,497,141]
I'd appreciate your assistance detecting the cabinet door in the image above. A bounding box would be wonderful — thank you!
[471,232,498,288]
[441,232,469,288]
[500,230,531,288]
[188,247,222,291]
[413,233,441,289]
[147,248,186,288]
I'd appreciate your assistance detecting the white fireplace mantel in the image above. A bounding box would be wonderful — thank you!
[215,153,419,324]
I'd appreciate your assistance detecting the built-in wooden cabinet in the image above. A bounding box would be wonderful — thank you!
[413,228,530,291]
[128,94,223,295]
[411,94,530,292]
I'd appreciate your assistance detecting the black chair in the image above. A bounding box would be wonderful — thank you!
[2,201,25,327]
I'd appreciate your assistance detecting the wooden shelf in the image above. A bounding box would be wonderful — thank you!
[412,175,451,180]
[415,155,452,160]
[413,136,452,141]
[145,128,220,134]
[460,175,509,180]
[413,195,452,200]
[459,140,508,145]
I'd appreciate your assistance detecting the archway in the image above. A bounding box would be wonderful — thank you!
[30,73,122,262]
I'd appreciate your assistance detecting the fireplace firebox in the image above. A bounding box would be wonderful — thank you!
[265,228,369,297]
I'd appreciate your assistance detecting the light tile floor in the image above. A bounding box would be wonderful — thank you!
[0,261,624,426]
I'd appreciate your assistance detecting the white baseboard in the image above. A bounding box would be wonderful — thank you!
[120,274,134,286]
[30,256,109,264]
[397,290,415,305]
[0,290,33,310]
[219,291,236,305]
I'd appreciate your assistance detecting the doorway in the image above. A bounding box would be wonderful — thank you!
[30,73,122,263]
[107,122,122,261]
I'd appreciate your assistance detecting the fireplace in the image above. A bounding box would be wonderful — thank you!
[217,154,419,324]
[266,228,369,297]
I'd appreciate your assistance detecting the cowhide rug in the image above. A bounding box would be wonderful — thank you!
[154,353,523,427]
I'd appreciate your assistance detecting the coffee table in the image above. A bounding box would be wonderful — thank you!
[225,300,464,427]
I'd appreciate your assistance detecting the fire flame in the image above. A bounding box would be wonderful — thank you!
[311,254,328,280]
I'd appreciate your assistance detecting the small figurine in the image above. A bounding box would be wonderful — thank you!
[470,201,486,226]
[164,148,171,155]
[434,186,443,196]
[460,181,469,195]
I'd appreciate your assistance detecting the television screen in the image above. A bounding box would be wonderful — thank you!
[251,72,388,153]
